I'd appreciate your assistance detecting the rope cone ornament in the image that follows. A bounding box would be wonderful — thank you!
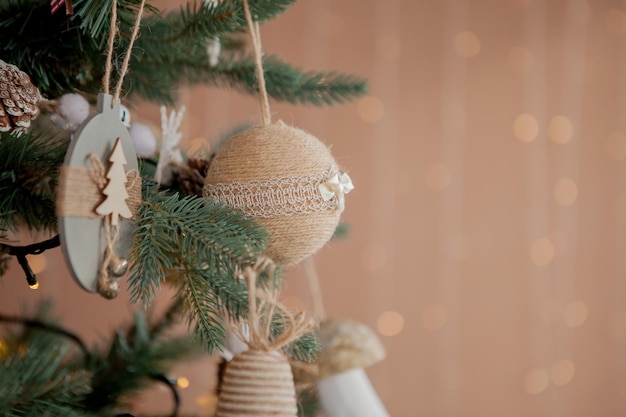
[204,122,353,265]
[218,349,296,416]
[216,258,314,417]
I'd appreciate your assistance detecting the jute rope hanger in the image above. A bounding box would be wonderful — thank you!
[103,0,147,104]
[242,0,272,126]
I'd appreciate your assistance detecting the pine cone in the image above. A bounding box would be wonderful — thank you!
[0,59,42,133]
[172,157,212,196]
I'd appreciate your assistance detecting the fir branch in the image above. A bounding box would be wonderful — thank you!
[0,129,67,232]
[85,311,200,413]
[72,0,159,45]
[188,54,368,106]
[174,266,227,354]
[128,192,266,307]
[148,0,298,44]
[0,329,90,417]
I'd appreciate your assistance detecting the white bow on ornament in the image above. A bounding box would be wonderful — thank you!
[319,172,354,213]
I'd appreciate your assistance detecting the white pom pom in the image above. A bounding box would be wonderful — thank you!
[52,93,90,131]
[129,122,158,157]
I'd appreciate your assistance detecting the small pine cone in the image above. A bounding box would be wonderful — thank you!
[0,59,42,133]
[173,157,212,196]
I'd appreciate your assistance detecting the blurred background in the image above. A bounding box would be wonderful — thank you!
[3,0,626,415]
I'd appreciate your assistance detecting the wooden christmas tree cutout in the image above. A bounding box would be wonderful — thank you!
[96,137,132,226]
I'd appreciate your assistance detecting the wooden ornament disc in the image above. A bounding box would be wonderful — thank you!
[58,93,138,293]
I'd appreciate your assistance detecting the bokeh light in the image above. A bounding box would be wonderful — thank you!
[176,377,190,389]
[514,114,539,142]
[454,31,481,58]
[548,116,573,144]
[377,311,405,336]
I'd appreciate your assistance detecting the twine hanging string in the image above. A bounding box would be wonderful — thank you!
[303,257,326,320]
[96,0,146,297]
[102,0,147,103]
[242,0,271,126]
[238,257,313,351]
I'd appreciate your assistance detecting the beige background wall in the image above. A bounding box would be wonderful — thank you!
[3,0,626,416]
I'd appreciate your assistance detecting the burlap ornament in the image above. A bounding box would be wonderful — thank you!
[204,122,352,265]
[216,258,314,417]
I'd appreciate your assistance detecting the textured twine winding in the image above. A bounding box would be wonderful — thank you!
[215,258,313,417]
[102,0,147,102]
[204,124,342,265]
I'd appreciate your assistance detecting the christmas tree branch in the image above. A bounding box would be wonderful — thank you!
[0,129,67,233]
[0,0,367,105]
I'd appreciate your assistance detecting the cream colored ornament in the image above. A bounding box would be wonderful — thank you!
[215,258,313,417]
[316,319,390,417]
[204,122,353,265]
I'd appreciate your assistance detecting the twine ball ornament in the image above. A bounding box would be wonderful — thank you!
[204,122,349,265]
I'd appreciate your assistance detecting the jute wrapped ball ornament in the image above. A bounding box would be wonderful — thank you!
[203,122,353,266]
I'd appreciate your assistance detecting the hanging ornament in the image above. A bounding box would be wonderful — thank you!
[56,94,140,298]
[203,0,221,67]
[203,0,353,266]
[55,0,146,298]
[215,258,313,417]
[49,93,90,132]
[315,319,390,417]
[154,106,185,185]
[0,59,42,133]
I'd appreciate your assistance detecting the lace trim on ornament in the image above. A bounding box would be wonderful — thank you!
[204,169,339,218]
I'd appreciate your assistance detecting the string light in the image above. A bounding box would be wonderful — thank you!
[176,376,190,389]
[28,281,39,290]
